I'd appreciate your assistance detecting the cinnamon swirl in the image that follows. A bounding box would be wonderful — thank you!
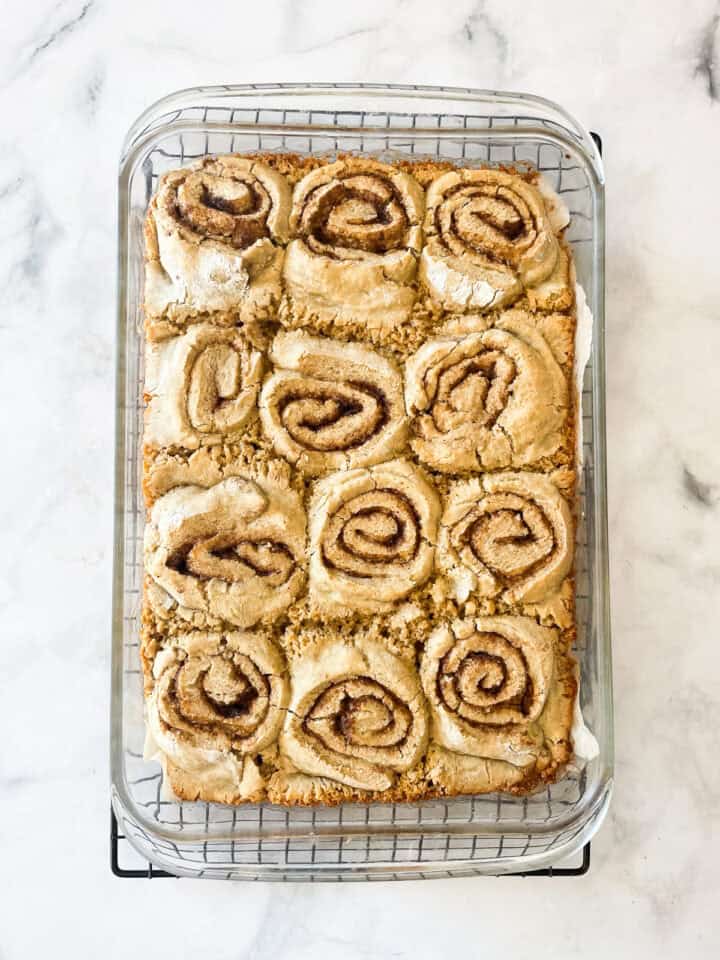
[145,156,291,334]
[145,323,263,448]
[276,638,428,793]
[144,473,306,628]
[405,311,568,472]
[146,631,288,803]
[421,616,555,767]
[283,158,424,333]
[259,330,407,474]
[437,472,573,607]
[308,459,440,614]
[420,169,559,312]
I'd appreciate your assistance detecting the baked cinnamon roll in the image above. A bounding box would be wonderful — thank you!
[278,638,428,792]
[437,472,573,606]
[144,156,291,333]
[420,169,559,312]
[421,616,555,767]
[144,474,306,627]
[259,330,407,474]
[146,631,288,803]
[405,311,568,472]
[283,158,424,333]
[145,323,263,448]
[308,459,440,614]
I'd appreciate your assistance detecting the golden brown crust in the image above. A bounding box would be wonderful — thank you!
[140,152,580,806]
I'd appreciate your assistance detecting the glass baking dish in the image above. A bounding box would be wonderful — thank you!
[111,83,612,880]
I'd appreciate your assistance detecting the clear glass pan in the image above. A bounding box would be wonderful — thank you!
[111,83,612,880]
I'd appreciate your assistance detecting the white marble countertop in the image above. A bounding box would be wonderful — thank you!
[2,0,720,956]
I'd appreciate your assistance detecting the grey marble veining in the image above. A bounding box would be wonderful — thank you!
[695,10,719,99]
[1,0,719,957]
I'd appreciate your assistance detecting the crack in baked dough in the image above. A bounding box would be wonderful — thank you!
[283,157,424,333]
[437,472,573,606]
[419,169,559,313]
[308,459,440,614]
[259,329,408,475]
[405,311,568,472]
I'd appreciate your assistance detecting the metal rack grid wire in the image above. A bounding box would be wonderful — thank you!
[112,93,605,880]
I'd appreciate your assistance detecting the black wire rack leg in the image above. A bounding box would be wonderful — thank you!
[111,810,175,879]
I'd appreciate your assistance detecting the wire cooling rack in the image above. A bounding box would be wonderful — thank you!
[111,86,606,881]
[111,809,592,879]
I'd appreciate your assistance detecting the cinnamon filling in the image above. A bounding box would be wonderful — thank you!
[276,379,388,452]
[300,173,410,256]
[437,633,536,724]
[435,182,539,266]
[163,652,272,740]
[455,495,555,586]
[322,488,421,576]
[429,350,517,433]
[168,536,295,586]
[306,678,412,752]
[175,170,272,248]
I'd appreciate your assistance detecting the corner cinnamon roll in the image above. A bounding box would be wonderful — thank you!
[144,156,291,334]
[420,169,559,312]
[146,631,288,803]
[421,616,555,767]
